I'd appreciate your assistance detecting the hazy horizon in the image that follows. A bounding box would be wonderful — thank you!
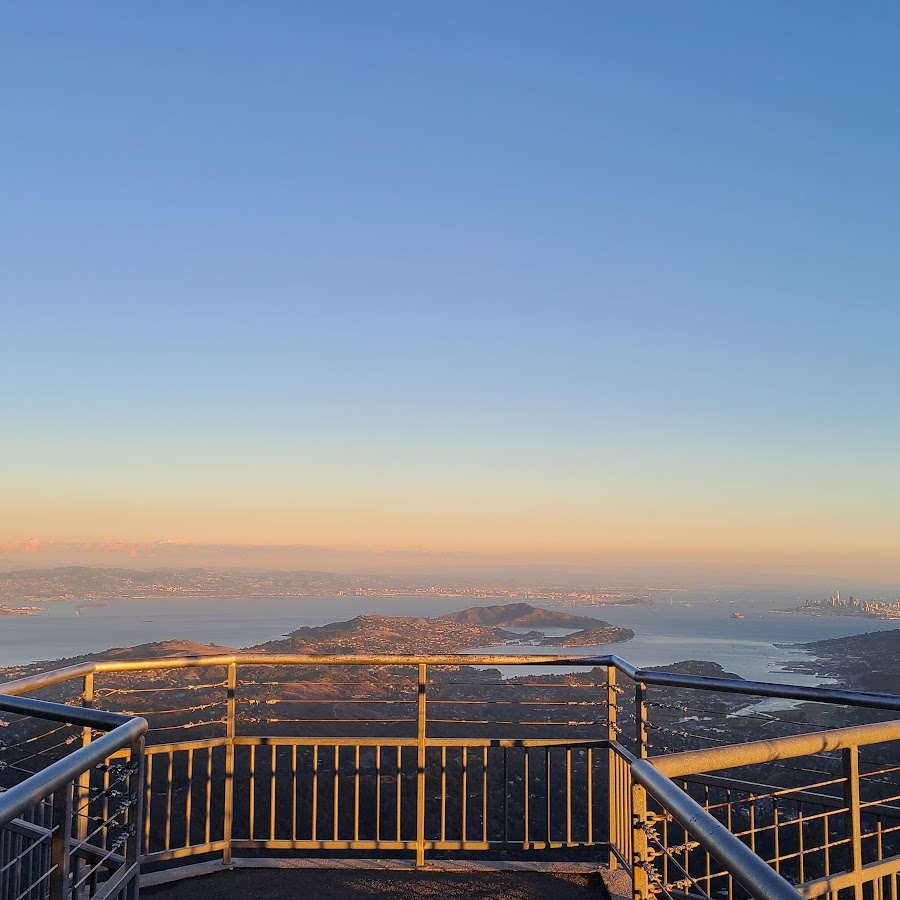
[3,5,898,590]
[2,540,899,596]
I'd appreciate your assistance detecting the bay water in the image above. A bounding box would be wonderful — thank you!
[1,595,897,688]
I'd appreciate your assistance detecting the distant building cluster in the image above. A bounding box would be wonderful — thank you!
[804,590,900,620]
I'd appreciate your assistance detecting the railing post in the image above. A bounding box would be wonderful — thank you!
[606,664,619,868]
[843,745,863,900]
[416,663,427,867]
[631,780,653,900]
[636,681,649,759]
[49,782,73,900]
[223,662,237,867]
[126,735,146,900]
[75,671,95,891]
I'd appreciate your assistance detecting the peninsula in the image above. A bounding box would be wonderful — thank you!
[781,628,900,695]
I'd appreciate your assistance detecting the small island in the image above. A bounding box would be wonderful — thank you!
[0,604,41,616]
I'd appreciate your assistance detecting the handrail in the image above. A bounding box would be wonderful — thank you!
[650,717,900,778]
[5,653,900,713]
[0,654,601,695]
[632,758,802,900]
[0,661,96,696]
[0,706,147,828]
[629,668,900,711]
[0,692,141,732]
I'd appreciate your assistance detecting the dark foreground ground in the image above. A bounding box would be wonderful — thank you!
[142,866,624,899]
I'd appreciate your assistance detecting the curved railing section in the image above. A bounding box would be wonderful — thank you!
[4,653,900,898]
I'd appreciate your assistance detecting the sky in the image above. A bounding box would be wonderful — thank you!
[1,3,898,586]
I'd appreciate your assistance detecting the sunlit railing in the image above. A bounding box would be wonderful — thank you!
[634,719,900,899]
[4,653,900,899]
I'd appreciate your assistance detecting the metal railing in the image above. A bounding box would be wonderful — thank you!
[3,653,900,899]
[0,692,147,900]
[618,664,900,899]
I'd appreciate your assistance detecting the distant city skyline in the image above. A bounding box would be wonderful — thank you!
[3,4,898,586]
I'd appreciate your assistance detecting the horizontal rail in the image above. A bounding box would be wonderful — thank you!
[0,692,137,732]
[632,758,802,900]
[651,717,900,779]
[232,735,608,748]
[0,662,96,696]
[7,651,900,713]
[684,770,900,819]
[0,715,147,827]
[632,668,900,712]
[2,656,608,694]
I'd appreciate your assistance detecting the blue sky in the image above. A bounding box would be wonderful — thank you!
[2,3,898,582]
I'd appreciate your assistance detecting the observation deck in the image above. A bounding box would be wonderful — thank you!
[3,653,900,899]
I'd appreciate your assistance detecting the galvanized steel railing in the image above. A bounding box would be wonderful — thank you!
[0,692,147,900]
[634,717,900,899]
[3,655,623,875]
[3,652,900,899]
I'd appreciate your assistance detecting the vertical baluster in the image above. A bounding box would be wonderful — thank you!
[312,745,319,842]
[704,784,712,894]
[727,788,734,900]
[125,736,145,900]
[247,744,256,841]
[749,798,756,858]
[566,746,572,845]
[100,758,111,858]
[773,799,781,875]
[333,745,339,842]
[354,745,360,843]
[587,746,593,846]
[503,747,508,846]
[461,747,468,845]
[441,745,447,844]
[184,747,194,849]
[48,782,72,900]
[204,745,212,848]
[844,746,863,900]
[631,781,651,900]
[144,751,153,856]
[269,744,276,842]
[164,752,173,852]
[636,680,648,759]
[223,662,236,866]
[73,670,95,893]
[482,746,488,846]
[546,747,552,846]
[291,745,298,842]
[416,664,427,866]
[395,745,402,843]
[876,816,884,895]
[375,745,381,844]
[523,749,529,848]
